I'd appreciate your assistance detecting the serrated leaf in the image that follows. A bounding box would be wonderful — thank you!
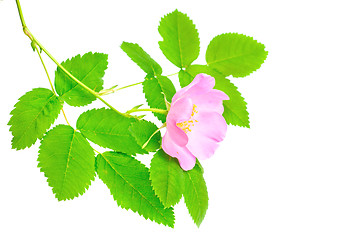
[158,10,200,68]
[38,124,95,201]
[129,120,161,152]
[142,74,176,122]
[76,108,145,155]
[8,88,63,150]
[184,65,250,127]
[121,42,162,76]
[96,152,175,227]
[150,150,184,208]
[206,33,268,78]
[157,75,176,102]
[183,163,208,227]
[55,52,108,106]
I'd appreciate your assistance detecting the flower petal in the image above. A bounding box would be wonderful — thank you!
[187,135,219,160]
[186,111,227,160]
[162,132,196,171]
[191,89,229,114]
[165,97,192,146]
[168,96,193,123]
[166,120,188,146]
[172,74,215,103]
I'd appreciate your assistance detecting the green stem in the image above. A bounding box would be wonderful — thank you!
[142,122,166,149]
[15,0,123,116]
[126,108,168,115]
[34,46,55,93]
[165,72,179,77]
[34,44,71,126]
[61,108,71,126]
[99,81,143,96]
[15,0,26,29]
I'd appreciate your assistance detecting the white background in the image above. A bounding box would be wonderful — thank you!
[1,0,358,239]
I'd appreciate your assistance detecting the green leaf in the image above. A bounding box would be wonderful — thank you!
[76,108,145,155]
[158,9,200,68]
[157,75,176,102]
[150,150,184,208]
[38,125,95,201]
[183,163,208,227]
[55,52,108,106]
[96,152,175,227]
[8,88,63,150]
[178,69,193,88]
[185,65,250,127]
[142,74,176,122]
[129,120,161,152]
[120,42,162,76]
[206,33,268,78]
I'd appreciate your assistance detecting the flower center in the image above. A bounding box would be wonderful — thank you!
[176,104,199,133]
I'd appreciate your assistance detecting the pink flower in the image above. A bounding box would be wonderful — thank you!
[162,73,229,171]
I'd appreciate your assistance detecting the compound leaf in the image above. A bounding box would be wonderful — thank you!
[158,10,200,68]
[206,33,268,78]
[8,88,63,150]
[38,124,95,201]
[96,151,175,227]
[150,150,184,208]
[55,52,108,106]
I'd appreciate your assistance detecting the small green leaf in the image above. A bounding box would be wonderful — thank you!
[76,108,145,155]
[38,125,95,201]
[96,152,175,227]
[121,42,162,76]
[142,74,176,122]
[55,52,108,106]
[129,120,161,152]
[206,33,268,78]
[131,104,144,110]
[158,10,200,68]
[150,150,184,208]
[183,163,208,227]
[185,65,250,127]
[178,69,194,88]
[8,88,63,150]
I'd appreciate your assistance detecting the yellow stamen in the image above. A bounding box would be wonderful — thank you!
[176,104,198,133]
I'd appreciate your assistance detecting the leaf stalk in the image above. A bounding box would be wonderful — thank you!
[99,81,143,96]
[126,108,168,115]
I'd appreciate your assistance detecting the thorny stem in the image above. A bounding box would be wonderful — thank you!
[15,0,123,116]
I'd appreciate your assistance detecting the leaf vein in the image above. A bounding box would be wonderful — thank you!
[102,154,169,221]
